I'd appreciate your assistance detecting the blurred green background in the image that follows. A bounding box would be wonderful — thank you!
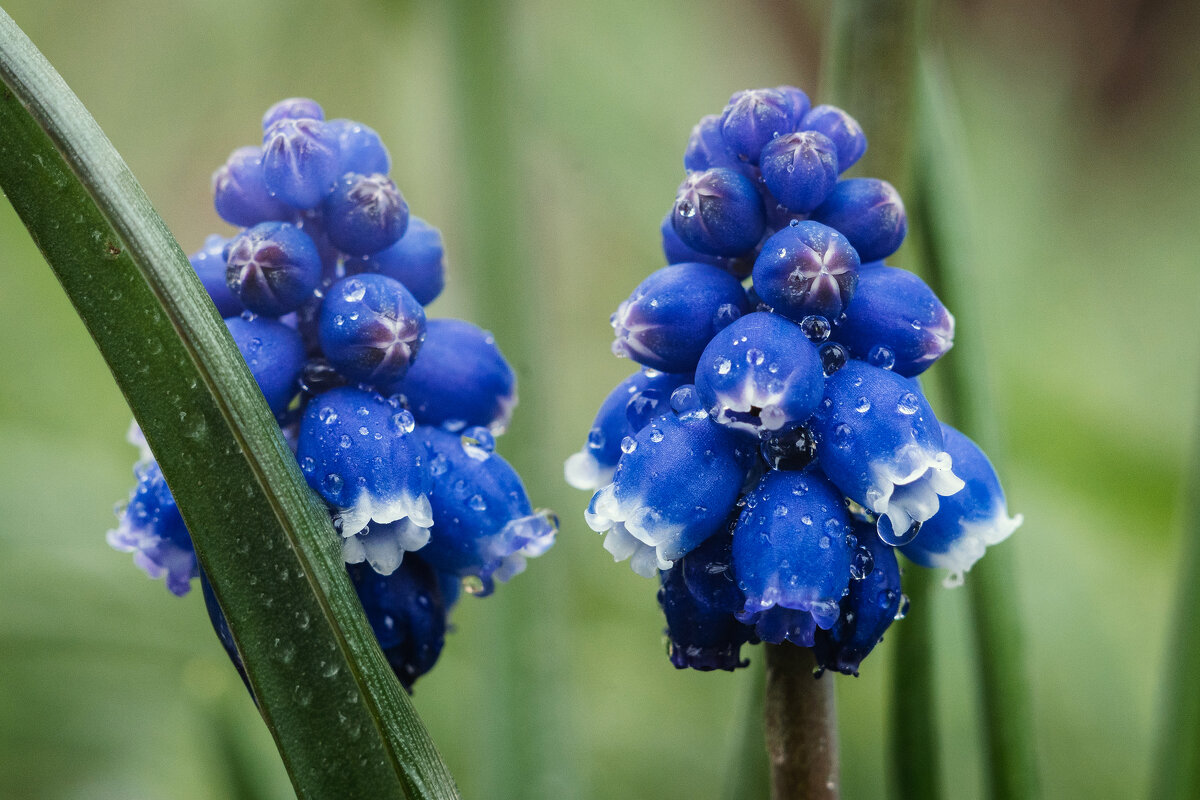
[1,0,1198,798]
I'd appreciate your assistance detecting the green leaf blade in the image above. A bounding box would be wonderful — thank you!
[0,10,458,800]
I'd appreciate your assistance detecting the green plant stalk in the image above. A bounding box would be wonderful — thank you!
[913,56,1040,800]
[887,565,943,800]
[444,2,574,798]
[764,645,839,799]
[820,2,937,798]
[0,11,458,799]
[1151,391,1200,799]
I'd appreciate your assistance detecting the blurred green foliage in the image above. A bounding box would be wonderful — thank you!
[0,1,1197,798]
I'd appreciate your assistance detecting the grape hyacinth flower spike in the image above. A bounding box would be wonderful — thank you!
[107,97,555,692]
[566,82,1020,677]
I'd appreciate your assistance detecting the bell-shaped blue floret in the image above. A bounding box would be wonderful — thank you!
[800,105,867,172]
[900,424,1022,586]
[212,146,294,228]
[564,368,690,491]
[321,173,409,257]
[379,318,517,434]
[107,459,197,597]
[318,274,426,385]
[357,216,446,305]
[659,554,757,672]
[262,97,324,130]
[262,118,341,209]
[672,168,766,257]
[752,220,861,320]
[348,558,447,690]
[813,524,903,675]
[189,234,242,317]
[225,314,306,418]
[732,469,855,644]
[585,410,755,577]
[325,118,391,177]
[610,262,749,373]
[694,312,824,438]
[812,178,907,263]
[660,213,752,278]
[720,88,801,164]
[683,114,741,173]
[811,362,964,544]
[225,222,323,317]
[759,131,839,214]
[833,266,955,377]
[417,427,556,593]
[296,387,432,540]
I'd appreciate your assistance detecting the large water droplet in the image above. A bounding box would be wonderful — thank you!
[342,279,366,303]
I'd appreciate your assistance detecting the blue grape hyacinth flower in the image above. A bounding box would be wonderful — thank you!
[610,262,748,373]
[418,427,556,594]
[108,456,197,597]
[694,311,824,439]
[296,386,433,540]
[110,96,555,696]
[318,274,426,385]
[564,367,690,491]
[568,82,1021,675]
[585,409,756,577]
[832,265,955,377]
[812,362,964,545]
[900,424,1023,586]
[813,523,904,675]
[733,470,855,643]
[380,318,517,434]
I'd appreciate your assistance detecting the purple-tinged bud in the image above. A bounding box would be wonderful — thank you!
[322,173,409,257]
[188,234,241,317]
[225,222,322,317]
[752,220,861,320]
[325,118,391,177]
[672,168,765,257]
[812,178,907,263]
[720,88,801,164]
[318,274,426,385]
[262,118,341,209]
[262,97,324,130]
[212,146,294,227]
[801,104,867,172]
[610,262,748,373]
[759,131,839,213]
[833,266,955,377]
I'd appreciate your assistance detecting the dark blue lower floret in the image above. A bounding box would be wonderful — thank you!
[348,557,447,691]
[658,563,757,672]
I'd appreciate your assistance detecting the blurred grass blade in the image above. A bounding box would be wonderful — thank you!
[822,3,946,799]
[887,566,943,800]
[913,55,1041,800]
[0,10,458,800]
[722,657,769,800]
[1150,389,1200,797]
